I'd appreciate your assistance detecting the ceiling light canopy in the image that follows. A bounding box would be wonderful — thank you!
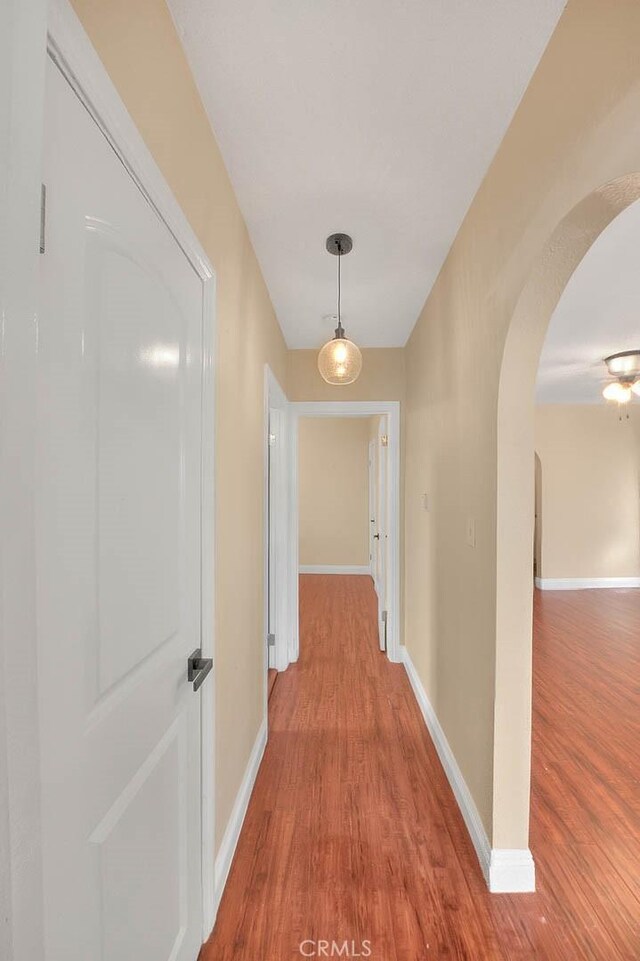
[602,350,640,405]
[318,234,362,386]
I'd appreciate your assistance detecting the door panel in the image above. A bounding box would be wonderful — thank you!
[38,58,205,961]
[93,232,183,692]
[93,722,186,961]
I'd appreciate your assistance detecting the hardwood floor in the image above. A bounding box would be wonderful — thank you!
[202,576,640,960]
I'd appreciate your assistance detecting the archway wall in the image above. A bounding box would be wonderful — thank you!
[404,0,640,853]
[495,176,640,848]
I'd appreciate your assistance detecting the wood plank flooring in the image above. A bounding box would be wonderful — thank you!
[201,576,640,960]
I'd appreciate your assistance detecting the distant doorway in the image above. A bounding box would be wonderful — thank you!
[291,401,401,663]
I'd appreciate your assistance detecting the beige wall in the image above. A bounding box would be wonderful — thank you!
[288,348,405,402]
[70,0,288,849]
[298,418,372,567]
[404,0,640,848]
[535,405,640,579]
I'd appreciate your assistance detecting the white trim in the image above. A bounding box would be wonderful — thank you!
[291,401,401,663]
[402,648,491,881]
[489,849,536,893]
[402,648,535,893]
[0,2,48,956]
[289,415,300,664]
[293,401,399,418]
[199,263,217,937]
[213,718,267,915]
[299,564,371,575]
[535,576,640,590]
[47,0,218,941]
[264,367,295,674]
[263,370,272,689]
[47,3,212,283]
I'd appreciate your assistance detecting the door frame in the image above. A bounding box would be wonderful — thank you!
[263,366,297,680]
[291,401,401,663]
[0,1,49,956]
[18,0,217,944]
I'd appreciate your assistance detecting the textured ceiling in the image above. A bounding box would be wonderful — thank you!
[168,0,566,348]
[536,199,640,404]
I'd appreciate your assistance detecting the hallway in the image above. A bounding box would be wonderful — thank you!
[203,576,640,960]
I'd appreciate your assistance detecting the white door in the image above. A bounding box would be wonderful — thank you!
[376,417,389,651]
[265,380,292,672]
[368,440,376,578]
[37,58,206,961]
[267,407,280,668]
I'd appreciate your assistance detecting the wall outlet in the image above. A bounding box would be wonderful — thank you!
[466,517,476,548]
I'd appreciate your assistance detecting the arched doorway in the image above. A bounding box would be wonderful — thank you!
[494,173,640,856]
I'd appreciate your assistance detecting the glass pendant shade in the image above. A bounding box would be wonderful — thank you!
[318,334,362,385]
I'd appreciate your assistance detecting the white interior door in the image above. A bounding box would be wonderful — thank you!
[266,377,293,672]
[37,57,206,961]
[267,407,280,669]
[368,440,376,577]
[376,417,389,651]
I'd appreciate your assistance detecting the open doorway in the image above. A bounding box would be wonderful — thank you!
[291,401,401,663]
[298,416,373,577]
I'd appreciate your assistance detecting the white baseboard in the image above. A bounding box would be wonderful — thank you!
[535,576,640,590]
[489,848,536,893]
[402,648,535,894]
[299,564,371,575]
[213,717,267,918]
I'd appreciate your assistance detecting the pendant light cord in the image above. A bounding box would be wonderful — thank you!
[337,240,342,334]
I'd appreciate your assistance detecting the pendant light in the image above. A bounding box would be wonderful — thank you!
[318,233,362,385]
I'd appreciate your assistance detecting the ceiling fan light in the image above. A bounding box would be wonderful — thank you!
[318,335,362,385]
[632,379,640,397]
[603,381,632,403]
[605,350,640,378]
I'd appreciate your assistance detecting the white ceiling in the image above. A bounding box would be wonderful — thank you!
[536,199,640,404]
[168,0,566,348]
